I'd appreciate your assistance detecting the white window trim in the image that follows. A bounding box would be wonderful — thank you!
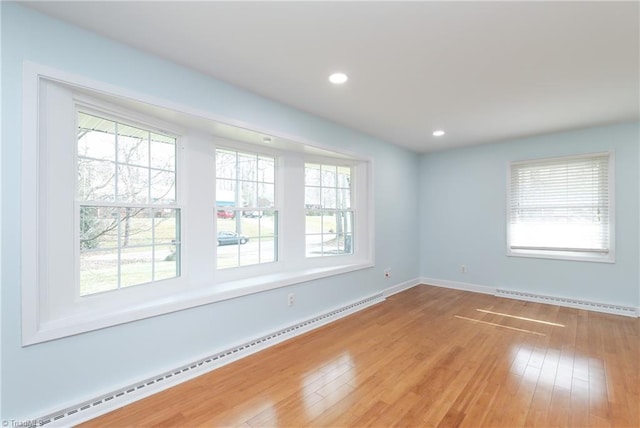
[303,160,355,258]
[21,62,374,346]
[506,151,615,263]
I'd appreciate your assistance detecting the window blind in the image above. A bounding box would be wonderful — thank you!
[509,153,610,253]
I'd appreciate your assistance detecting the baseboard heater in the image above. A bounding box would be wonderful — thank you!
[32,292,385,427]
[495,289,637,317]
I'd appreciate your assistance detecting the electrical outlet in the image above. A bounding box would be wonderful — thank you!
[287,293,295,307]
[461,265,467,274]
[384,268,392,278]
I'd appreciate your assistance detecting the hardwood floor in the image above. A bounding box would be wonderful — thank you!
[80,286,639,427]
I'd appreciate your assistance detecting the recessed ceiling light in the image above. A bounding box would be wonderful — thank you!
[263,136,272,144]
[433,130,445,137]
[329,73,348,84]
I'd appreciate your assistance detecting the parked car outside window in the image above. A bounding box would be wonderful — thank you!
[217,210,235,219]
[217,231,249,246]
[242,210,263,218]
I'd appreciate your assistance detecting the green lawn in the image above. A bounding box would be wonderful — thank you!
[80,213,350,295]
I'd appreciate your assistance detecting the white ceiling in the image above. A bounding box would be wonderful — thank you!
[24,1,640,153]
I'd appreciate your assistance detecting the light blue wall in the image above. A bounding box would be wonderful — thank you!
[0,2,3,422]
[419,122,640,307]
[3,2,638,422]
[1,4,420,419]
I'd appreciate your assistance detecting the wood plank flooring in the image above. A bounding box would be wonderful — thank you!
[80,285,639,427]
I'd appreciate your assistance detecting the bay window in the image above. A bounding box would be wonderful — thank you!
[21,65,372,345]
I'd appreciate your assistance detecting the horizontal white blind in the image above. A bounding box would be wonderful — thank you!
[509,153,610,253]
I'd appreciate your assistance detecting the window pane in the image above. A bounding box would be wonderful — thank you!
[339,211,354,254]
[323,214,337,237]
[216,150,237,179]
[239,181,257,207]
[80,249,119,296]
[306,235,323,257]
[119,208,153,247]
[155,209,179,244]
[259,212,276,236]
[259,237,276,263]
[305,213,322,234]
[337,188,351,209]
[154,244,179,281]
[305,163,355,258]
[239,215,260,235]
[305,163,321,186]
[305,187,321,208]
[117,165,149,203]
[509,154,610,254]
[323,235,340,255]
[80,206,119,250]
[240,240,259,266]
[216,210,277,268]
[258,183,275,208]
[216,149,277,269]
[321,165,337,187]
[217,243,239,269]
[216,178,236,207]
[238,153,257,181]
[118,124,149,167]
[78,113,116,161]
[150,170,176,204]
[258,157,275,183]
[78,159,116,201]
[150,133,175,171]
[322,188,337,209]
[77,113,182,296]
[337,166,351,188]
[120,247,153,287]
[216,210,242,232]
[305,210,353,257]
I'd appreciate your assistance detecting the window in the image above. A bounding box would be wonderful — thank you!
[508,152,613,262]
[77,112,180,295]
[22,66,372,345]
[215,149,277,268]
[304,163,353,257]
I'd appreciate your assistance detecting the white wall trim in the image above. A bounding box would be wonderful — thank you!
[420,277,639,317]
[27,278,419,427]
[383,277,421,297]
[420,277,496,295]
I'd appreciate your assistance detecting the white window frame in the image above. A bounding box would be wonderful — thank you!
[506,151,615,263]
[214,145,279,270]
[21,62,374,346]
[303,161,355,258]
[75,106,183,296]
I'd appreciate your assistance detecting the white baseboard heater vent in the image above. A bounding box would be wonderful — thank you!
[495,289,637,317]
[32,292,385,427]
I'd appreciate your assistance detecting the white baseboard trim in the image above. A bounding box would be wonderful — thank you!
[383,277,421,297]
[31,279,420,427]
[420,277,638,318]
[420,277,496,295]
[494,289,638,318]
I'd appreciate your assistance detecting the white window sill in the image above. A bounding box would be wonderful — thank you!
[508,249,614,264]
[30,261,374,345]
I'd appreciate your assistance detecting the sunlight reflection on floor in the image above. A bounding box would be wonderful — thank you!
[508,346,607,407]
[476,309,566,327]
[301,352,356,419]
[454,315,547,336]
